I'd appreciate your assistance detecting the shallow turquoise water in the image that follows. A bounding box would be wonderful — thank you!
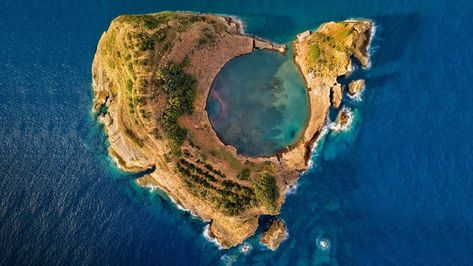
[207,49,308,156]
[2,0,473,265]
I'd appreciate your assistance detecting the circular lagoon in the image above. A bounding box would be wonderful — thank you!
[207,49,308,156]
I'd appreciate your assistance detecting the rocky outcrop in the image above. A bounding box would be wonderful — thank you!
[254,38,286,53]
[334,107,353,132]
[348,79,366,96]
[296,30,311,42]
[260,219,287,251]
[331,83,343,109]
[280,19,373,171]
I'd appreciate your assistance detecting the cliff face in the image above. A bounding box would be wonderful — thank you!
[280,19,373,170]
[92,12,373,249]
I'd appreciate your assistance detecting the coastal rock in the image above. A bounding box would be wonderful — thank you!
[296,30,311,42]
[331,83,343,109]
[333,107,353,132]
[337,109,351,127]
[280,19,373,170]
[254,38,287,53]
[260,219,287,251]
[348,79,366,96]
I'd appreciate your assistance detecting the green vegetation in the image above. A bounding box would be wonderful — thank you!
[176,158,256,216]
[126,79,133,92]
[237,168,250,180]
[310,45,320,61]
[204,164,226,178]
[155,63,196,156]
[213,148,241,170]
[178,159,218,183]
[135,32,156,51]
[219,180,255,215]
[253,173,279,213]
[197,27,217,48]
[304,22,359,75]
[117,14,172,29]
[107,58,116,69]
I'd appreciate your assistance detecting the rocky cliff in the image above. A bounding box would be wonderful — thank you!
[280,19,373,170]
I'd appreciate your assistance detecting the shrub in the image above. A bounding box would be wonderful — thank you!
[135,33,155,51]
[253,173,279,213]
[156,63,196,155]
[117,14,172,30]
[237,168,250,180]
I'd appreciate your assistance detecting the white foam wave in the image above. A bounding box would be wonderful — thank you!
[168,194,193,213]
[364,21,377,69]
[330,107,354,133]
[143,183,158,192]
[220,254,238,266]
[215,13,247,34]
[301,115,332,174]
[203,224,224,249]
[239,242,253,254]
[231,16,247,34]
[311,116,332,151]
[141,182,210,222]
[286,182,299,195]
[316,236,331,251]
[347,88,364,102]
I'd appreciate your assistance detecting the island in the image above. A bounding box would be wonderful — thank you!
[92,12,373,249]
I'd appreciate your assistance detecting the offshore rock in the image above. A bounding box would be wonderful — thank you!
[348,79,366,96]
[260,219,287,251]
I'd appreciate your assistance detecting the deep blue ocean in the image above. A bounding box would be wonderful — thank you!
[1,0,473,265]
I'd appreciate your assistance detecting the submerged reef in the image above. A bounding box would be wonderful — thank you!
[92,12,373,249]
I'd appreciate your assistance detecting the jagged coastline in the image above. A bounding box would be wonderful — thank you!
[92,12,373,249]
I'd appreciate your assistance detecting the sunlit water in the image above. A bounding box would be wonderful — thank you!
[1,0,473,265]
[207,49,308,156]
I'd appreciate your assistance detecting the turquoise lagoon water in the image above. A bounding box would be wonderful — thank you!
[2,0,473,265]
[207,49,308,156]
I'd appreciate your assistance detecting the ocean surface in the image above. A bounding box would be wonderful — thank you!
[1,0,473,265]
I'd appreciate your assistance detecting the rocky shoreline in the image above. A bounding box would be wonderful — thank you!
[92,12,373,249]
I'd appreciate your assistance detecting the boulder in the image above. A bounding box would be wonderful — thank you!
[331,84,343,108]
[348,79,365,96]
[260,219,287,251]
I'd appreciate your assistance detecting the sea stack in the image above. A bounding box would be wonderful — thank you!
[260,219,288,250]
[348,79,366,96]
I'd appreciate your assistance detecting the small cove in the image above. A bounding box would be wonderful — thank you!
[207,49,309,156]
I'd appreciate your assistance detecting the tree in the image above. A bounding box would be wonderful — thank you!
[253,173,279,214]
